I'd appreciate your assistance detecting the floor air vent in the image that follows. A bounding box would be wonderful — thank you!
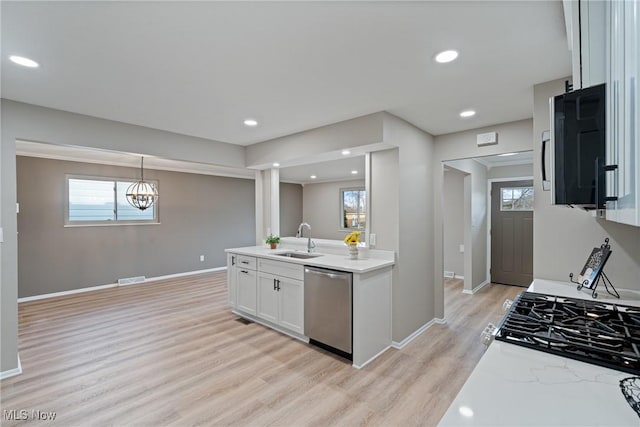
[118,276,146,286]
[235,318,253,325]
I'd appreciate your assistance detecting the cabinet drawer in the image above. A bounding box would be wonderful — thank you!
[236,255,257,270]
[258,258,304,281]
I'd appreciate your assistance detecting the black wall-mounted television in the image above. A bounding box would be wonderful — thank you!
[551,83,606,209]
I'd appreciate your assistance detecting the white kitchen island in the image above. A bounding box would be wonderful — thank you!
[225,238,395,369]
[439,279,640,426]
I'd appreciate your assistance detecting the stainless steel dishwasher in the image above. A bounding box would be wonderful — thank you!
[304,266,352,359]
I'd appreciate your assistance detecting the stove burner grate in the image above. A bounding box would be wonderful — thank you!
[496,292,640,375]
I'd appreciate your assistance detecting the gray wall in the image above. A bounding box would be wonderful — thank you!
[17,156,255,297]
[1,100,246,373]
[443,168,465,278]
[433,119,534,318]
[488,163,533,179]
[302,179,365,240]
[279,182,303,237]
[382,113,435,341]
[533,79,640,289]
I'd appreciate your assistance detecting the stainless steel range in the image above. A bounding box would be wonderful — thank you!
[495,291,640,375]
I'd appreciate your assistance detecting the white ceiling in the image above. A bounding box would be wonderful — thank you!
[280,156,365,184]
[1,1,571,146]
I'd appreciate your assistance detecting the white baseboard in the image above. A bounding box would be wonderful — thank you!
[462,279,491,295]
[0,355,22,380]
[18,283,119,302]
[353,345,391,370]
[18,267,227,303]
[391,318,447,349]
[454,275,464,280]
[136,266,227,284]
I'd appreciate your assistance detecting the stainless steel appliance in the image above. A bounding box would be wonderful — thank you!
[547,83,610,209]
[495,291,640,375]
[304,266,352,359]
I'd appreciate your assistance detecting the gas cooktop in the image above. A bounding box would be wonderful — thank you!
[495,291,640,375]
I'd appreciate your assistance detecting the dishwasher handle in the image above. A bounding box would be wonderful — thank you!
[304,267,350,281]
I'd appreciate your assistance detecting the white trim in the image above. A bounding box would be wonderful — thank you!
[352,345,391,369]
[462,279,491,295]
[18,267,227,302]
[454,275,465,280]
[143,267,226,283]
[486,176,534,288]
[0,355,22,380]
[18,283,119,302]
[390,318,447,349]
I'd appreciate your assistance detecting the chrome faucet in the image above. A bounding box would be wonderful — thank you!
[296,222,315,253]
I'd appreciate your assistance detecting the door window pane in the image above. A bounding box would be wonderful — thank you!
[501,187,534,211]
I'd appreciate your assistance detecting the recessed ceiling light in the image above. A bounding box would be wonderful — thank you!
[498,152,518,157]
[435,50,458,63]
[9,55,39,68]
[272,162,280,168]
[459,110,476,118]
[243,119,258,127]
[342,150,351,155]
[458,406,474,418]
[310,175,317,179]
[351,170,358,175]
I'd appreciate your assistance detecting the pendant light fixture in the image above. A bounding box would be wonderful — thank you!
[126,157,158,211]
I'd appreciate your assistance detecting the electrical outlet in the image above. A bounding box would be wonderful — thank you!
[459,244,464,253]
[369,233,376,246]
[200,255,205,262]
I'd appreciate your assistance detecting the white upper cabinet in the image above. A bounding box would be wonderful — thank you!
[606,0,640,227]
[564,0,607,89]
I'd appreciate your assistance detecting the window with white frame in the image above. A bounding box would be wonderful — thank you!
[66,176,158,224]
[341,188,366,229]
[500,186,534,211]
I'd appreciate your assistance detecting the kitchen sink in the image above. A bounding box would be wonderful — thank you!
[274,251,323,259]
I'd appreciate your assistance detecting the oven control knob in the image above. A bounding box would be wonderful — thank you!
[502,299,513,312]
[480,323,496,346]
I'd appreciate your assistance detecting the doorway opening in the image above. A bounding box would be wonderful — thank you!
[442,152,534,296]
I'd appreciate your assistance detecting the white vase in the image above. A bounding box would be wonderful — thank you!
[348,245,358,260]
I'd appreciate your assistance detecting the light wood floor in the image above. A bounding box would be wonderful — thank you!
[0,273,522,426]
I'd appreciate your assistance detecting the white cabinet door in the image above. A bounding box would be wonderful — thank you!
[257,272,278,324]
[236,268,257,315]
[606,0,640,226]
[256,271,303,334]
[278,277,304,335]
[227,254,237,308]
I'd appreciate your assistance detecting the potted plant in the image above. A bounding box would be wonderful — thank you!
[343,230,361,260]
[266,234,280,250]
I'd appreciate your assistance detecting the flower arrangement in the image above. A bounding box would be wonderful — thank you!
[265,234,280,249]
[343,230,361,246]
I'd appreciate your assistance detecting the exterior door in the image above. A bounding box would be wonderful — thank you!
[491,180,534,287]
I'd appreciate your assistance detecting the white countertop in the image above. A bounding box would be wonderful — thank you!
[225,244,394,274]
[439,279,640,427]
